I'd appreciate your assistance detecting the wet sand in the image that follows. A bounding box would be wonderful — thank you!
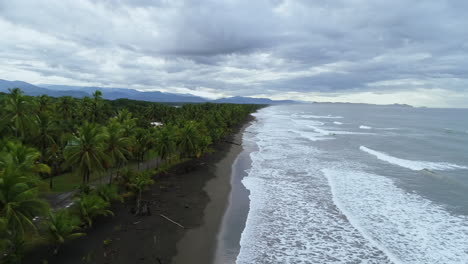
[213,130,255,264]
[172,120,249,264]
[23,116,253,264]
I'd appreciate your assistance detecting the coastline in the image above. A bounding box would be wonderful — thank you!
[172,117,253,264]
[22,116,254,264]
[213,127,255,264]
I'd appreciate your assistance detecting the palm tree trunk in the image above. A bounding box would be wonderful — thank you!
[136,190,142,215]
[49,173,54,190]
[84,170,90,184]
[109,169,113,185]
[115,163,122,183]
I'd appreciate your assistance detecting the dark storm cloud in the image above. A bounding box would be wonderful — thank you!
[1,0,468,106]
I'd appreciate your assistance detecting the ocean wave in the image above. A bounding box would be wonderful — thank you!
[376,127,399,130]
[238,108,391,263]
[333,121,343,125]
[292,119,325,127]
[360,125,399,130]
[289,129,332,141]
[324,168,468,264]
[360,146,467,171]
[292,119,372,136]
[294,114,344,119]
[312,127,374,136]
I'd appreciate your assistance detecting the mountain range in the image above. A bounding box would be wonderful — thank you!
[0,79,296,104]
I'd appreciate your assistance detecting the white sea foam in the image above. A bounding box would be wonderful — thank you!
[293,120,373,136]
[360,146,467,171]
[289,129,331,141]
[333,121,343,125]
[294,114,344,119]
[292,119,374,136]
[312,127,374,136]
[237,105,468,264]
[237,107,390,263]
[292,119,325,127]
[360,125,399,130]
[324,168,468,264]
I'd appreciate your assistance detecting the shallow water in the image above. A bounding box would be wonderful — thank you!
[233,104,468,264]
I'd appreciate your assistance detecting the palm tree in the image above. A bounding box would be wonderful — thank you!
[56,96,75,121]
[176,121,204,158]
[128,171,154,215]
[43,210,85,255]
[133,128,153,169]
[154,125,176,164]
[35,94,51,114]
[56,96,76,134]
[116,109,137,137]
[92,90,103,123]
[0,141,50,176]
[104,119,132,184]
[44,136,67,190]
[34,113,56,161]
[0,166,49,242]
[64,123,109,184]
[145,104,163,122]
[4,88,34,139]
[0,142,50,242]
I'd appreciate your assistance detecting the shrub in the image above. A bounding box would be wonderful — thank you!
[43,210,85,254]
[96,184,123,203]
[73,193,113,228]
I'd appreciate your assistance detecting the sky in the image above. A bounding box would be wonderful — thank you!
[1,0,468,107]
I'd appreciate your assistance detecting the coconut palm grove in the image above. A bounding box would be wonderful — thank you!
[0,88,260,263]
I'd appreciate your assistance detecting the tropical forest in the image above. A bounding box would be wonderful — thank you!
[0,88,260,263]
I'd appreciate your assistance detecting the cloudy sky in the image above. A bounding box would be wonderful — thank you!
[1,0,468,107]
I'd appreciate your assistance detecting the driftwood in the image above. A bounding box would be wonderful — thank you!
[160,214,184,229]
[225,140,241,146]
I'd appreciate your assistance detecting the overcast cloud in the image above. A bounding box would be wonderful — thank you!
[1,0,468,107]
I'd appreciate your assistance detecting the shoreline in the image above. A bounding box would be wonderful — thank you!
[171,117,253,264]
[22,116,254,264]
[213,126,255,264]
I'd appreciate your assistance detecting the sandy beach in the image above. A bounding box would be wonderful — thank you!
[172,118,250,264]
[23,116,253,264]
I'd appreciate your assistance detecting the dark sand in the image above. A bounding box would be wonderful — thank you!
[23,117,252,264]
[213,132,255,264]
[172,119,249,264]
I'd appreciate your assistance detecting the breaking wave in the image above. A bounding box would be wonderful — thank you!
[360,146,467,171]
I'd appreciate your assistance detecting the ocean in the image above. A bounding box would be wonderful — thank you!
[224,104,468,264]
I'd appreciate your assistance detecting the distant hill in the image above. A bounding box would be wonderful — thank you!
[0,79,88,98]
[41,84,299,104]
[42,84,207,103]
[0,79,297,104]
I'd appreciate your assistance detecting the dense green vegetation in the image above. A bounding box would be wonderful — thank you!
[0,88,260,263]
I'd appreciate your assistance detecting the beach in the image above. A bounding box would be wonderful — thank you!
[23,116,253,264]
